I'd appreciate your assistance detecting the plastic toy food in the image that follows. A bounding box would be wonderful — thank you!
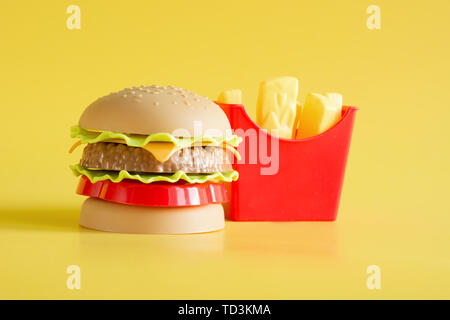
[218,89,242,105]
[216,76,357,221]
[76,176,228,207]
[256,76,299,139]
[69,85,241,234]
[292,93,343,139]
[218,103,357,221]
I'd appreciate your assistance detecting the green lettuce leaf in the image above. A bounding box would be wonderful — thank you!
[70,164,239,184]
[70,125,242,148]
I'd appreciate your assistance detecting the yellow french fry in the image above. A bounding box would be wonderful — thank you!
[217,89,242,104]
[295,93,342,139]
[256,77,299,139]
[291,103,303,139]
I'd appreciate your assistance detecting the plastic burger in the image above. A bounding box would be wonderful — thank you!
[69,85,241,234]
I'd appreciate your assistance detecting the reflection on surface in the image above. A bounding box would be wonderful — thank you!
[224,220,338,258]
[0,207,337,262]
[0,207,225,255]
[0,208,78,232]
[78,227,225,258]
[1,207,346,299]
[1,207,447,299]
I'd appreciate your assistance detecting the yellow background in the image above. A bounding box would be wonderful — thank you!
[1,0,449,299]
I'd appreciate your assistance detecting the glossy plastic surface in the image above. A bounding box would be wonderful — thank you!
[217,103,358,221]
[80,198,225,234]
[76,176,228,207]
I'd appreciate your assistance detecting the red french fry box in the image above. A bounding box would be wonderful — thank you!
[217,103,358,221]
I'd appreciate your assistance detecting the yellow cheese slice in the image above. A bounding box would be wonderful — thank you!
[295,93,342,139]
[256,77,299,139]
[217,89,242,104]
[141,142,180,162]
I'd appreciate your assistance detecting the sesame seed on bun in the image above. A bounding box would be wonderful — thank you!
[78,85,231,137]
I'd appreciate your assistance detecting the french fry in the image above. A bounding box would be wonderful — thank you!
[218,79,342,141]
[217,89,242,105]
[256,77,299,139]
[294,93,342,139]
[291,103,303,139]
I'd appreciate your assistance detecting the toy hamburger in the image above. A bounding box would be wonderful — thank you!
[69,85,241,234]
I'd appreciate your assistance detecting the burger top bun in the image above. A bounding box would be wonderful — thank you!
[79,85,231,137]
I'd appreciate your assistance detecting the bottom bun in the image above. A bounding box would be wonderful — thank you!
[80,198,225,234]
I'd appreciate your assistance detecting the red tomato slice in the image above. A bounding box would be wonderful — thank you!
[76,175,229,207]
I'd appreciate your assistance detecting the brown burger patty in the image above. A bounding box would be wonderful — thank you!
[80,142,233,174]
